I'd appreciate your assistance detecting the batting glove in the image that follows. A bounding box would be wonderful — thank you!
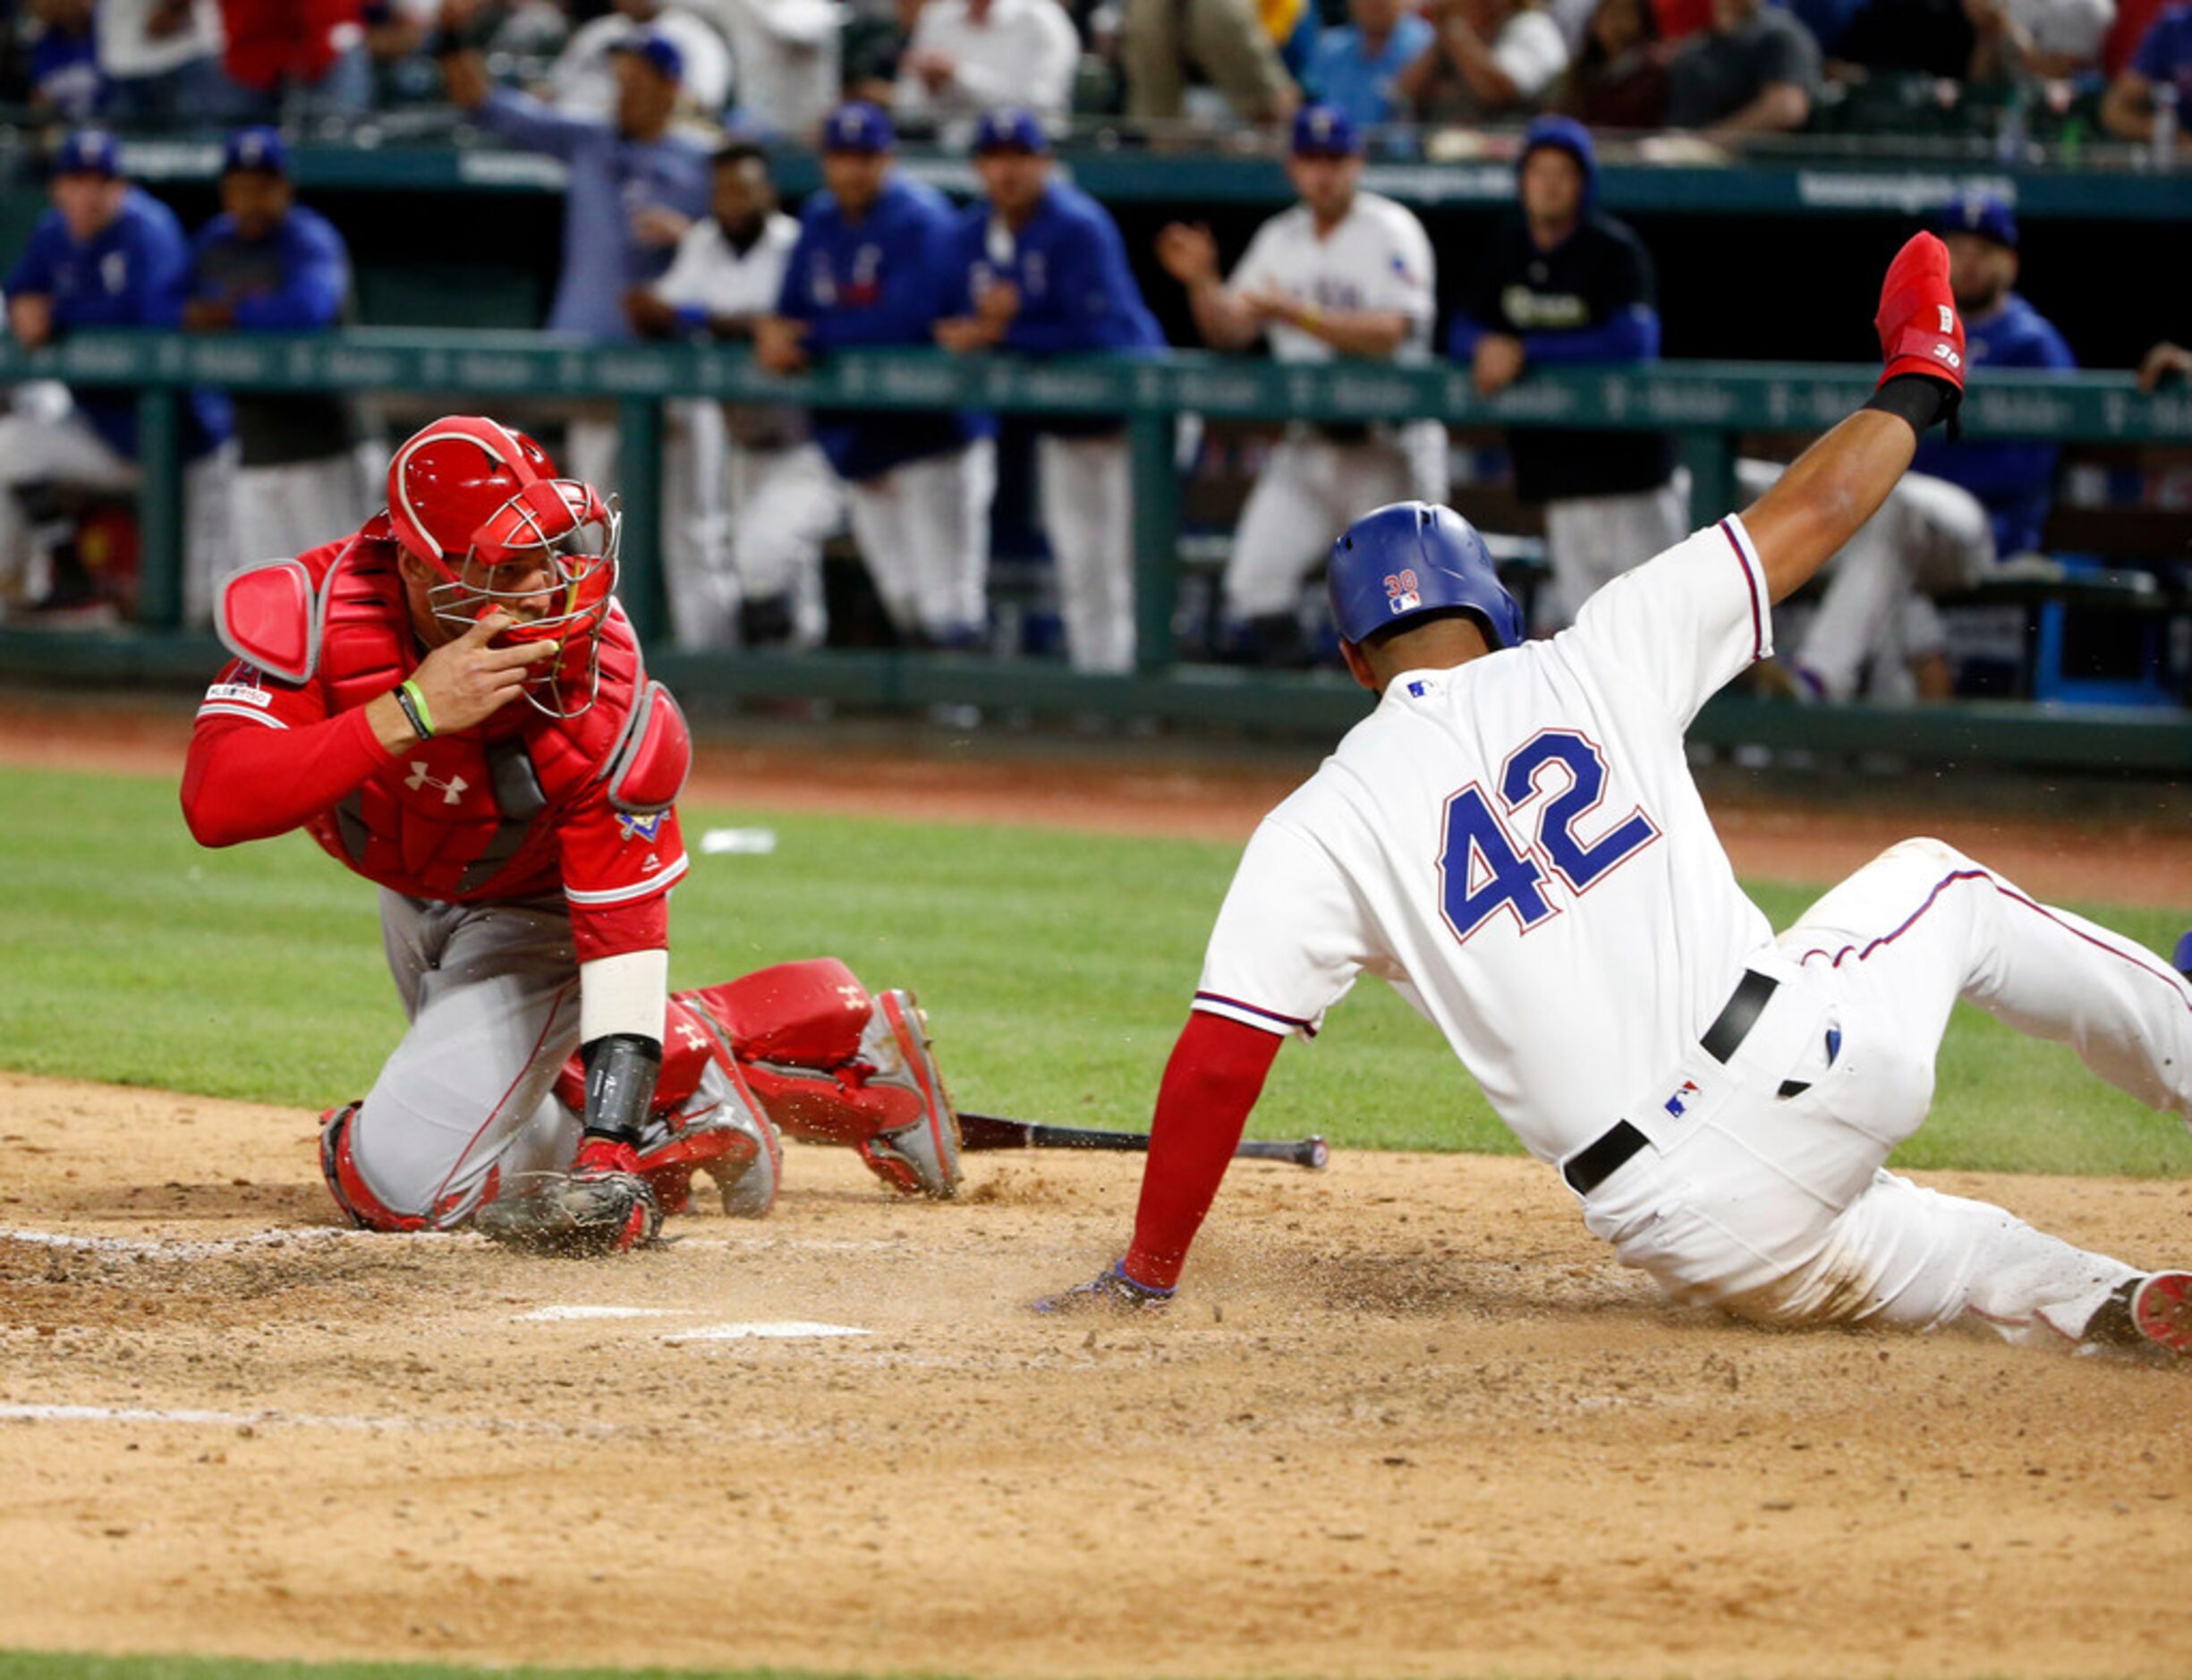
[1032,1260,1176,1315]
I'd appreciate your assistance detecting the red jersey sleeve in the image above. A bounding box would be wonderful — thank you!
[181,659,392,847]
[557,787,689,963]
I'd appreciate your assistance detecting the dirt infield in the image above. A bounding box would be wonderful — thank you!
[4,692,2191,1677]
[2,1073,2190,1680]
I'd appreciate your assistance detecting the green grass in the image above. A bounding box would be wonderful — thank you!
[1,766,2186,1176]
[0,1659,887,1680]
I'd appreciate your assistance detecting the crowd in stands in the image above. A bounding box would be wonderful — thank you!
[6,71,2151,710]
[4,0,2192,148]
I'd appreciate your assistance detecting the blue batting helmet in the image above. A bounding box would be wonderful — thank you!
[1327,502,1524,649]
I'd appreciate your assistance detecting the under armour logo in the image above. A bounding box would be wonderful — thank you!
[404,761,469,805]
[676,1021,709,1052]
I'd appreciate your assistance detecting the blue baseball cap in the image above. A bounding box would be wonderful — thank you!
[822,100,894,154]
[222,126,289,178]
[973,106,1051,155]
[1290,104,1361,158]
[53,128,120,179]
[1938,191,2017,250]
[1518,114,1597,199]
[611,27,684,84]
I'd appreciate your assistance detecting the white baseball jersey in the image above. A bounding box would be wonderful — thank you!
[1194,516,1777,1162]
[1228,191,1438,363]
[653,210,807,448]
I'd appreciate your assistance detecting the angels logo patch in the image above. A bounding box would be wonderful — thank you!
[617,811,666,844]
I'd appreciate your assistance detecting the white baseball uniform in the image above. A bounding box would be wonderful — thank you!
[1194,515,2192,1345]
[650,209,845,649]
[1221,191,1448,620]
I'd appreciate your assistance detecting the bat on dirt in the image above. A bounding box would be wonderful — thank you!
[956,1112,1330,1171]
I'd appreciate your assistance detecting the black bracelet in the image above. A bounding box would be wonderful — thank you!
[391,681,433,742]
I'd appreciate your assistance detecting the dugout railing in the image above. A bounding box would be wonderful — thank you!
[0,333,2188,770]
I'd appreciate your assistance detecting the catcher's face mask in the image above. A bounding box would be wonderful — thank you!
[426,480,623,721]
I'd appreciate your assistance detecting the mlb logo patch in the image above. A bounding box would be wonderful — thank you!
[1664,1078,1701,1117]
[617,812,666,843]
[1383,568,1422,615]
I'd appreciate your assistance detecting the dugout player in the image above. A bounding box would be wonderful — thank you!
[439,22,712,495]
[1915,193,2077,559]
[937,107,1166,675]
[759,101,997,650]
[183,127,369,572]
[180,416,963,1255]
[1038,234,2192,1360]
[0,128,234,624]
[1448,115,1681,631]
[629,139,844,650]
[1156,103,1444,666]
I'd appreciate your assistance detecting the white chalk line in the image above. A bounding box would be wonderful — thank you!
[0,1402,609,1438]
[513,1304,678,1322]
[0,1226,447,1260]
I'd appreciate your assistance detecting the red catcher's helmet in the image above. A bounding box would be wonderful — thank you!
[385,416,621,719]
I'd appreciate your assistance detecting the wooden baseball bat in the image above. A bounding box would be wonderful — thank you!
[956,1112,1330,1171]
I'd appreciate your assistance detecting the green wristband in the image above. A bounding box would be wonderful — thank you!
[395,679,435,741]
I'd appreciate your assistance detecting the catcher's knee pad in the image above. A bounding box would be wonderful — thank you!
[318,1102,429,1234]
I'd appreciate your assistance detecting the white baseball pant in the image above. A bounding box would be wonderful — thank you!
[344,888,584,1225]
[1791,471,1993,701]
[661,399,735,649]
[231,454,370,573]
[844,437,995,643]
[1225,421,1449,619]
[1539,476,1689,632]
[1576,838,2192,1347]
[1037,430,1134,674]
[726,439,841,648]
[0,404,236,625]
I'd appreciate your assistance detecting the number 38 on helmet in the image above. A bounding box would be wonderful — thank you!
[385,415,622,718]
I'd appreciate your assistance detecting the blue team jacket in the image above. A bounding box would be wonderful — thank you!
[190,204,352,331]
[777,174,989,480]
[1912,293,2077,556]
[5,187,229,458]
[947,182,1163,437]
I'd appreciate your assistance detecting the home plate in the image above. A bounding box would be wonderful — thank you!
[665,1321,871,1344]
[515,1305,678,1322]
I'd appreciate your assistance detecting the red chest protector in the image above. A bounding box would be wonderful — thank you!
[216,518,691,905]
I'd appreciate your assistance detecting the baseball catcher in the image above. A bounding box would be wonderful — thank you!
[182,416,961,1256]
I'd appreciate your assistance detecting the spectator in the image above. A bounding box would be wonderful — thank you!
[1448,116,1679,629]
[628,140,844,649]
[687,0,843,139]
[1967,0,2115,81]
[29,0,102,121]
[0,131,234,623]
[1153,105,1442,666]
[1393,0,1570,125]
[440,22,712,491]
[1913,193,2077,558]
[1663,0,1817,136]
[1306,0,1435,129]
[183,127,368,570]
[2101,1,2192,148]
[219,0,372,116]
[1120,0,1300,123]
[894,0,1082,123]
[1558,0,1670,128]
[98,0,240,124]
[935,107,1165,674]
[758,102,997,649]
[549,0,735,121]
